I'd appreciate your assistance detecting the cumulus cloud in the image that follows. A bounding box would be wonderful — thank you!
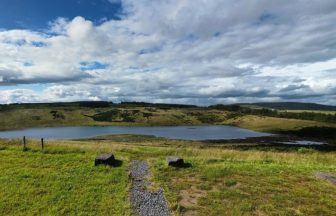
[0,0,336,105]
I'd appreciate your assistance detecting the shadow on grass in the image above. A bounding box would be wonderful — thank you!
[170,162,192,168]
[95,159,123,167]
[111,159,123,167]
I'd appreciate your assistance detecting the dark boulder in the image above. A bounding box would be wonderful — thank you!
[95,153,115,166]
[167,156,184,167]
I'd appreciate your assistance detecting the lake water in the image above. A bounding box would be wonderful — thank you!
[0,125,270,140]
[281,140,326,145]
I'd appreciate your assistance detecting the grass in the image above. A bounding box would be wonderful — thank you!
[282,110,336,114]
[0,107,210,130]
[0,141,130,215]
[151,148,336,215]
[1,137,336,215]
[222,115,335,132]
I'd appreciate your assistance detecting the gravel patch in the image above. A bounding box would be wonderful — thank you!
[129,160,170,216]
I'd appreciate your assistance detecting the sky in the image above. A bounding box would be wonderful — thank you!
[0,0,335,105]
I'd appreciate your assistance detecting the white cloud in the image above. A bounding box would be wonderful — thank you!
[107,0,121,4]
[0,0,336,105]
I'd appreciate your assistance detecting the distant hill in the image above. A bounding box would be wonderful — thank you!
[236,102,336,111]
[0,101,198,110]
[0,101,114,109]
[1,101,335,111]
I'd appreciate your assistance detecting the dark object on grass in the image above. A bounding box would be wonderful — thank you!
[95,153,116,166]
[41,138,44,150]
[315,172,336,185]
[23,136,27,151]
[167,156,185,167]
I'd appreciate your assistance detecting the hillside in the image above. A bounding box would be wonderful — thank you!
[1,102,336,139]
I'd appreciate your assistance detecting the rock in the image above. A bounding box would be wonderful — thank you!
[167,156,184,167]
[94,153,115,166]
[315,172,336,185]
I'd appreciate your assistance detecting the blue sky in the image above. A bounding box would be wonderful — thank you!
[0,0,335,105]
[0,0,121,30]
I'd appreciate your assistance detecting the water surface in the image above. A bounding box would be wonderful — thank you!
[0,125,270,140]
[281,140,326,145]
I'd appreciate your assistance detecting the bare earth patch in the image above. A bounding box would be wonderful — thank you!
[179,186,207,215]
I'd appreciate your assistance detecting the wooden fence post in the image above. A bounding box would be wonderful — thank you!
[41,138,44,150]
[23,136,26,150]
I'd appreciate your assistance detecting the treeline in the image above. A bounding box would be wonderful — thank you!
[237,102,336,111]
[0,101,113,110]
[210,104,336,123]
[0,101,198,110]
[276,111,336,123]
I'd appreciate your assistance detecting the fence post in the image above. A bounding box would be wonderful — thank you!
[23,136,26,150]
[41,138,44,150]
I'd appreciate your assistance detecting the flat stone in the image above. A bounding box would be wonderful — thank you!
[167,156,184,167]
[315,172,336,185]
[95,153,115,166]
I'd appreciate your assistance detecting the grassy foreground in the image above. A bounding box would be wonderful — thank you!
[1,137,336,215]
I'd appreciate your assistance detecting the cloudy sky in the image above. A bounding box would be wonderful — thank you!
[0,0,336,105]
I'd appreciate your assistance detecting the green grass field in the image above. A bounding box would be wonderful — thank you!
[0,141,130,215]
[222,115,335,132]
[1,137,336,215]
